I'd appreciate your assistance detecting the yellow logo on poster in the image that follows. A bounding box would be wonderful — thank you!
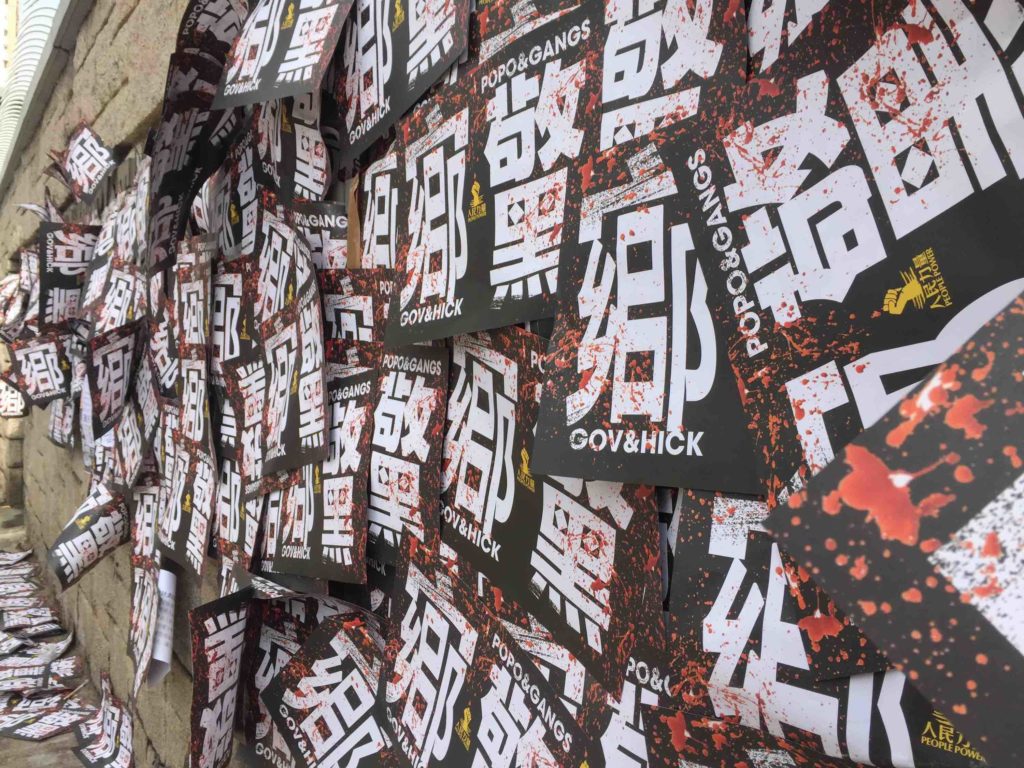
[920,711,986,762]
[468,179,487,222]
[392,0,405,30]
[282,3,296,29]
[455,706,472,750]
[882,248,952,315]
[517,447,535,491]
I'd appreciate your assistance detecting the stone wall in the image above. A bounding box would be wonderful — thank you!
[0,0,229,764]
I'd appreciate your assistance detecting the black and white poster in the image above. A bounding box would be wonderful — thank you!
[367,344,447,563]
[215,0,356,108]
[330,0,473,165]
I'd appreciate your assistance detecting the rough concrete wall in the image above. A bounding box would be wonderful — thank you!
[0,1,233,765]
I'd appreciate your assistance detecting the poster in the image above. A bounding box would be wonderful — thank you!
[440,325,663,695]
[778,294,1024,767]
[215,0,356,107]
[367,344,447,563]
[330,0,472,165]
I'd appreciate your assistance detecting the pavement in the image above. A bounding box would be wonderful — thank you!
[0,512,99,768]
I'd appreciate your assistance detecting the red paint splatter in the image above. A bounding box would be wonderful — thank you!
[971,350,995,382]
[823,489,841,515]
[945,395,993,440]
[886,366,958,447]
[711,731,729,752]
[982,532,1003,559]
[902,587,923,603]
[850,556,869,581]
[492,586,503,614]
[751,77,781,98]
[898,23,935,46]
[660,710,687,751]
[798,613,843,649]
[1003,445,1022,469]
[832,445,953,546]
[591,577,610,592]
[579,367,595,390]
[724,0,742,21]
[954,465,974,483]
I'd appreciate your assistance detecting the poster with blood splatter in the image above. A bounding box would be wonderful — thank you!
[73,674,133,768]
[329,0,472,166]
[367,344,447,564]
[36,223,100,331]
[188,589,252,768]
[257,94,331,203]
[1,331,73,407]
[641,703,881,768]
[441,325,663,696]
[86,322,140,438]
[214,0,356,108]
[47,483,129,591]
[319,267,395,343]
[777,294,1024,767]
[0,657,83,695]
[532,138,761,492]
[49,124,120,204]
[385,3,602,345]
[666,486,985,768]
[266,367,376,583]
[680,0,1024,505]
[128,474,161,698]
[239,597,312,768]
[378,534,481,768]
[0,696,95,742]
[359,144,400,270]
[293,199,349,270]
[453,593,597,768]
[262,610,391,767]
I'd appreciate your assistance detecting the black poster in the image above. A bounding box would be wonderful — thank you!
[86,322,140,438]
[293,198,349,270]
[531,139,760,491]
[367,345,447,564]
[157,432,217,577]
[36,223,100,331]
[666,487,984,768]
[330,0,472,165]
[215,0,356,108]
[49,123,119,203]
[681,0,1024,504]
[379,534,480,768]
[262,609,390,767]
[384,2,601,345]
[47,483,129,591]
[72,674,133,768]
[319,267,394,343]
[240,597,311,768]
[358,143,400,270]
[2,331,72,407]
[188,589,252,768]
[777,294,1024,767]
[454,596,595,768]
[267,367,376,583]
[440,325,663,695]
